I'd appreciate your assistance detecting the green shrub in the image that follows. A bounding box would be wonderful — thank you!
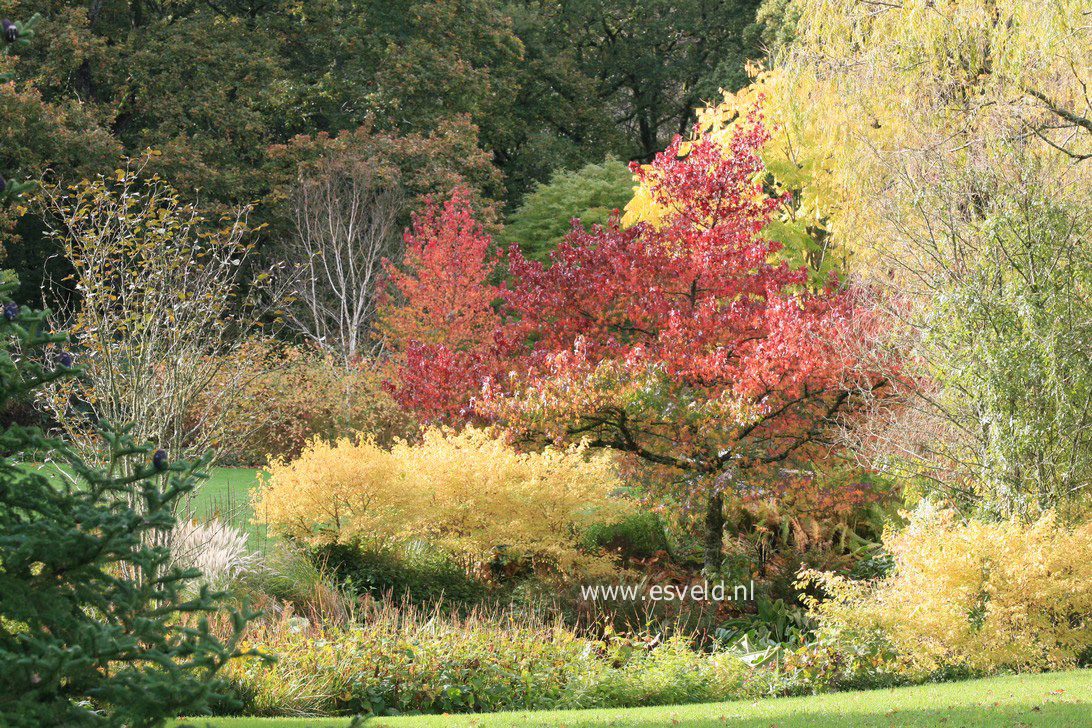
[772,631,905,695]
[582,511,671,563]
[579,637,749,708]
[310,539,484,608]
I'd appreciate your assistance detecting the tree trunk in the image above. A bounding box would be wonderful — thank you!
[703,489,725,576]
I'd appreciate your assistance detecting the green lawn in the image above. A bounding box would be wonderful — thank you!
[191,466,266,543]
[172,669,1092,727]
[20,462,267,544]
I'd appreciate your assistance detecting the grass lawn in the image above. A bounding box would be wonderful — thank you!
[20,462,267,544]
[192,466,267,544]
[172,669,1092,727]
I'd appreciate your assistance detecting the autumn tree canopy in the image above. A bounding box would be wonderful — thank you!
[395,113,884,570]
[744,0,1092,515]
[490,117,870,469]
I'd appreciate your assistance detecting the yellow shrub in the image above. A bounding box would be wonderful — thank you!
[804,505,1092,674]
[253,427,632,577]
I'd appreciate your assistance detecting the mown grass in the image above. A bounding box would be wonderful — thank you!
[192,466,266,544]
[174,668,1091,727]
[20,462,267,544]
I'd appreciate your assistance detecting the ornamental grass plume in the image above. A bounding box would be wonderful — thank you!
[170,518,261,592]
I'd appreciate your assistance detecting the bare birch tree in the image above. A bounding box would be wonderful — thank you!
[282,153,403,370]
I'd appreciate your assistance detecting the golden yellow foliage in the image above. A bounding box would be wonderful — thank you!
[766,0,1088,278]
[803,506,1092,674]
[626,1,1091,282]
[253,427,632,577]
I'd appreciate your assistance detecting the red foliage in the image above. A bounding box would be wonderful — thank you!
[483,112,881,475]
[380,187,502,422]
[389,112,882,474]
[390,341,497,423]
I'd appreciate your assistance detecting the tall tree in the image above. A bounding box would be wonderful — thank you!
[512,0,765,163]
[281,151,403,368]
[755,0,1092,515]
[381,188,502,423]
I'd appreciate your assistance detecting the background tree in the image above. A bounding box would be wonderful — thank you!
[2,0,778,259]
[263,117,504,239]
[282,150,402,368]
[500,158,634,262]
[0,9,119,299]
[40,163,275,485]
[512,0,765,163]
[9,0,521,207]
[751,0,1092,516]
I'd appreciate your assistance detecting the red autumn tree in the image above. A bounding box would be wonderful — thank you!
[380,186,502,422]
[478,113,884,572]
[387,114,883,571]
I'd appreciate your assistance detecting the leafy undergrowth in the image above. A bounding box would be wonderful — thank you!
[174,668,1091,727]
[217,598,752,716]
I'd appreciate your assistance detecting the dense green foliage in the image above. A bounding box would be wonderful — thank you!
[0,280,256,726]
[500,158,634,261]
[581,511,672,563]
[310,539,484,608]
[1,0,774,293]
[506,0,764,165]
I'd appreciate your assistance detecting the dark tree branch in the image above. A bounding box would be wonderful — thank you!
[1025,88,1092,135]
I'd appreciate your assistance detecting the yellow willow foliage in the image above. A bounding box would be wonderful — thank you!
[803,506,1092,674]
[253,427,632,577]
[627,0,1090,279]
[772,0,1090,276]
